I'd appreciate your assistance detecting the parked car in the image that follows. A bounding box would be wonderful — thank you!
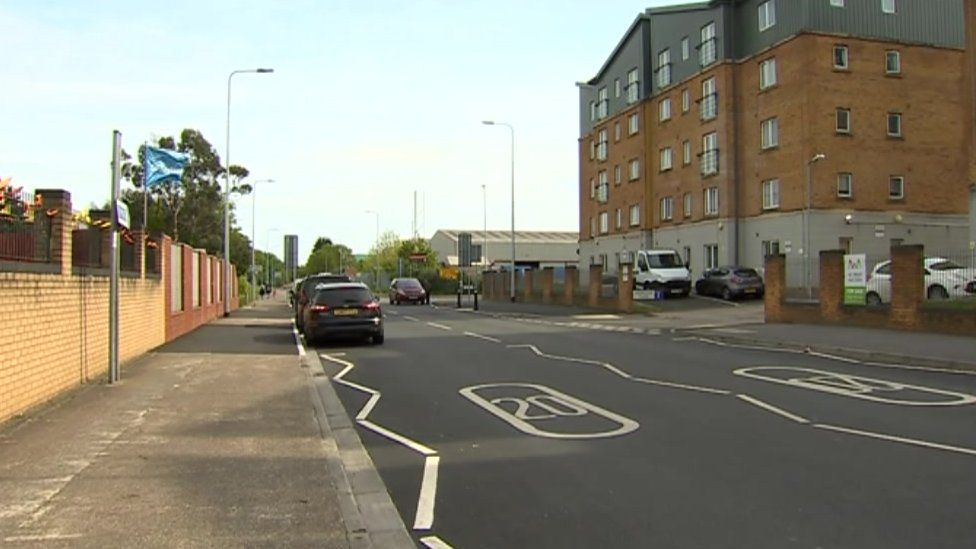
[295,273,352,333]
[865,257,976,305]
[634,249,692,297]
[302,283,383,345]
[389,277,428,305]
[695,266,765,300]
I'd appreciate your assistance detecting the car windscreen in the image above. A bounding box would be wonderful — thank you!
[647,253,683,268]
[929,260,963,271]
[733,268,760,278]
[313,288,373,307]
[398,279,423,288]
[302,276,349,295]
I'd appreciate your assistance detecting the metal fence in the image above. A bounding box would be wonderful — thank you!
[72,229,103,268]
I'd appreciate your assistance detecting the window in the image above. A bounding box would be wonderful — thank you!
[837,172,853,197]
[614,164,622,185]
[887,112,902,137]
[628,113,639,134]
[700,22,716,67]
[760,58,777,89]
[704,244,719,269]
[614,123,621,142]
[597,87,609,119]
[589,178,595,199]
[589,140,595,160]
[758,1,776,32]
[704,186,719,215]
[597,171,609,203]
[660,197,674,221]
[762,240,781,257]
[760,117,779,149]
[830,0,845,6]
[682,140,691,165]
[629,204,640,226]
[834,45,849,69]
[683,192,692,217]
[700,77,717,120]
[886,50,901,74]
[882,0,896,14]
[836,108,851,133]
[889,176,904,199]
[627,68,639,103]
[615,208,622,229]
[614,78,621,98]
[761,178,780,209]
[589,101,596,122]
[681,37,690,60]
[599,212,609,234]
[629,159,640,180]
[659,98,672,121]
[589,217,596,237]
[597,129,608,160]
[701,132,718,175]
[658,49,672,88]
[660,147,673,171]
[681,89,690,112]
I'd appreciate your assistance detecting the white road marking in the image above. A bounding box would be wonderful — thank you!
[463,331,502,343]
[736,394,810,424]
[414,456,440,530]
[815,424,976,457]
[404,315,420,322]
[5,533,83,542]
[420,535,455,549]
[571,314,621,320]
[291,323,306,359]
[357,420,437,456]
[426,322,453,331]
[506,344,729,396]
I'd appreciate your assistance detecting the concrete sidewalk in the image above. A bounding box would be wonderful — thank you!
[0,295,407,548]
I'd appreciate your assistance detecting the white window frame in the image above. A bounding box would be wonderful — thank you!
[682,140,691,165]
[629,204,640,226]
[615,208,622,229]
[836,108,851,134]
[589,217,596,237]
[760,117,779,149]
[614,164,622,185]
[701,77,717,121]
[889,176,904,199]
[660,197,674,221]
[761,178,780,210]
[599,212,609,234]
[882,0,896,14]
[830,0,845,6]
[704,187,719,216]
[887,112,902,137]
[614,78,621,98]
[834,45,849,69]
[597,171,609,203]
[681,37,690,60]
[627,68,639,104]
[681,89,690,112]
[837,172,853,197]
[704,244,719,270]
[659,98,672,121]
[629,159,640,181]
[885,50,901,74]
[614,122,621,142]
[660,147,673,171]
[657,49,672,88]
[597,129,608,160]
[597,87,609,119]
[628,113,639,135]
[701,132,719,176]
[758,1,776,32]
[700,22,716,67]
[759,58,777,90]
[683,192,692,217]
[589,178,595,199]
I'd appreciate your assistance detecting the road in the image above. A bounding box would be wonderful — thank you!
[307,303,976,549]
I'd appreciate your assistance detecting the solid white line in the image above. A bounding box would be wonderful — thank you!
[737,394,810,424]
[463,331,502,343]
[404,315,420,322]
[815,423,976,457]
[413,455,440,530]
[291,324,306,359]
[358,420,437,456]
[426,322,453,331]
[5,534,83,542]
[357,393,382,421]
[419,535,454,549]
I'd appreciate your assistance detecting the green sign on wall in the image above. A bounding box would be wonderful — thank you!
[843,253,867,306]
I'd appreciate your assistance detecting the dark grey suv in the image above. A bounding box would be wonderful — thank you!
[294,273,352,333]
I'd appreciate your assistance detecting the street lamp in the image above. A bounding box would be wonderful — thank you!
[265,227,280,289]
[482,120,516,302]
[481,184,488,269]
[250,178,274,302]
[365,209,380,288]
[805,153,827,301]
[223,67,273,316]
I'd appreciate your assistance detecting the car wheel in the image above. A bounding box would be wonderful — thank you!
[866,292,882,306]
[927,285,949,300]
[721,287,733,301]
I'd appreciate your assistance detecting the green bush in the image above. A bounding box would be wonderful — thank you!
[238,275,255,306]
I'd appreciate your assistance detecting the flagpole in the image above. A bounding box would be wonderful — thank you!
[142,141,148,275]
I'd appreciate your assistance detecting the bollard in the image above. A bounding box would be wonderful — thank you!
[474,291,479,310]
[457,291,462,308]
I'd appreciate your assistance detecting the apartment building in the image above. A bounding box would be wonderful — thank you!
[579,0,971,286]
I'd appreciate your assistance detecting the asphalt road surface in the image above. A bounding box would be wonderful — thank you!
[308,303,976,549]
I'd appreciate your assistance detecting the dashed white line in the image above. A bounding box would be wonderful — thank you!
[815,424,976,457]
[420,535,455,549]
[426,322,453,331]
[736,394,810,424]
[404,315,420,322]
[463,331,502,343]
[414,455,441,530]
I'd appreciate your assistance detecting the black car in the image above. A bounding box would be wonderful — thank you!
[294,273,352,333]
[695,266,765,300]
[302,283,383,345]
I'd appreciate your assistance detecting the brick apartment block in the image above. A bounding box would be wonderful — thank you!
[579,0,975,288]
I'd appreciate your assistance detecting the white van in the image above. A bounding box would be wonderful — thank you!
[634,249,692,297]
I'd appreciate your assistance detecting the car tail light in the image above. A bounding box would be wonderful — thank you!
[364,302,380,311]
[309,304,330,313]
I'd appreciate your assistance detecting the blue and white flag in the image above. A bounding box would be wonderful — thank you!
[143,146,190,188]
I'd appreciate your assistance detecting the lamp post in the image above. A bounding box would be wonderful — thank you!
[481,184,488,269]
[223,67,273,316]
[805,153,826,301]
[265,227,280,289]
[365,209,380,288]
[250,178,273,301]
[482,120,515,301]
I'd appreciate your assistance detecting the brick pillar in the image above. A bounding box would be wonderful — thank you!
[132,230,146,278]
[588,264,602,308]
[764,254,786,322]
[965,0,976,186]
[890,245,923,329]
[540,268,554,303]
[564,266,578,305]
[161,235,173,321]
[35,189,72,274]
[523,270,534,302]
[819,250,844,321]
[617,262,634,313]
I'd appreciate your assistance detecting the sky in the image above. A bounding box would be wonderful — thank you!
[1,0,685,261]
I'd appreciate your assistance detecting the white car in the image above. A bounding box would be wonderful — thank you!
[865,257,976,305]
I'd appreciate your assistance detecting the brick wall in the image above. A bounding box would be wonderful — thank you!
[0,189,239,425]
[967,0,976,185]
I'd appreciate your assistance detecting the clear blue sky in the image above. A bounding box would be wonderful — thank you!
[1,0,683,261]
